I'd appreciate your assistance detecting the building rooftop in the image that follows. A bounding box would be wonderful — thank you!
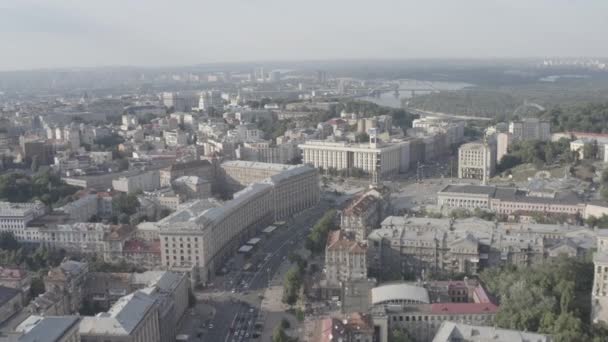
[430,302,498,314]
[371,283,430,305]
[0,285,20,307]
[16,315,80,342]
[79,291,155,336]
[432,321,551,342]
[164,159,212,172]
[439,184,497,196]
[0,267,28,280]
[327,230,367,254]
[221,160,297,172]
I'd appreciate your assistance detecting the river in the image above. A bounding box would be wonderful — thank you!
[359,79,473,108]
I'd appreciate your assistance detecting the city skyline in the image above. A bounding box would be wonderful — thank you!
[1,0,608,71]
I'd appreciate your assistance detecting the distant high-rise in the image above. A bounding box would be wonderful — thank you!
[458,141,496,184]
[269,70,281,82]
[254,67,265,82]
[316,70,327,83]
[198,90,223,111]
[508,118,550,141]
[338,79,347,95]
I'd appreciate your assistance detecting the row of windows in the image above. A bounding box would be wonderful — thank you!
[392,313,491,322]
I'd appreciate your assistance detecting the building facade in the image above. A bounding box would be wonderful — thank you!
[160,162,319,284]
[325,231,367,287]
[340,187,391,242]
[112,170,160,193]
[299,140,410,178]
[369,217,593,280]
[437,184,586,219]
[458,141,496,184]
[509,118,550,141]
[592,230,608,324]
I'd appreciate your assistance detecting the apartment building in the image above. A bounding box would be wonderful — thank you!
[458,141,496,184]
[593,230,608,324]
[509,118,550,141]
[163,130,188,147]
[159,184,274,283]
[0,267,31,305]
[13,315,81,342]
[369,217,594,279]
[159,159,215,187]
[83,271,189,342]
[172,176,212,199]
[325,230,367,287]
[236,140,300,164]
[112,170,160,193]
[340,186,391,242]
[315,313,375,342]
[44,261,89,315]
[411,117,465,146]
[79,291,160,342]
[0,286,22,325]
[220,160,293,190]
[160,162,319,284]
[432,322,551,342]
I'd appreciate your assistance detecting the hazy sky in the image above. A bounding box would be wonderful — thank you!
[1,0,607,71]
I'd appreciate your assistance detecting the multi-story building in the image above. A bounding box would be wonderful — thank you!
[592,230,608,323]
[236,141,300,164]
[496,132,511,164]
[163,130,188,147]
[172,176,212,199]
[13,315,81,342]
[369,217,594,280]
[0,286,23,325]
[458,141,496,184]
[340,186,391,241]
[56,194,99,223]
[325,230,367,287]
[79,291,160,342]
[509,118,550,141]
[88,151,113,165]
[198,90,223,111]
[438,184,586,219]
[20,139,53,165]
[159,160,215,187]
[220,160,293,190]
[83,271,189,342]
[371,281,498,342]
[112,170,160,193]
[316,313,375,342]
[44,261,89,315]
[0,267,31,305]
[159,183,274,283]
[299,140,410,178]
[160,162,319,284]
[432,322,551,342]
[34,223,134,262]
[0,201,46,233]
[411,117,465,146]
[121,239,161,269]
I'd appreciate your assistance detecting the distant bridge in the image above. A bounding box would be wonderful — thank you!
[407,108,493,121]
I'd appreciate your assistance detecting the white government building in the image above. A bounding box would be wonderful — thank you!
[299,139,410,177]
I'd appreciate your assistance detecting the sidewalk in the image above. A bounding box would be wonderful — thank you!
[260,258,298,341]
